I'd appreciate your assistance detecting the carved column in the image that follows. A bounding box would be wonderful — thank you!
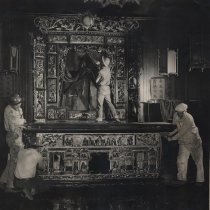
[33,36,46,122]
[127,32,142,122]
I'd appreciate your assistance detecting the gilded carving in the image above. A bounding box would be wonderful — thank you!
[34,90,45,118]
[47,55,57,77]
[70,35,104,44]
[34,36,45,56]
[48,44,57,54]
[48,35,67,43]
[33,33,128,121]
[107,36,125,44]
[136,133,161,146]
[35,59,44,89]
[34,16,141,33]
[47,79,57,103]
[117,57,125,78]
[116,80,126,104]
[37,133,135,147]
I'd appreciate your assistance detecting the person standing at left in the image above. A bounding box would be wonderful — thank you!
[0,94,26,191]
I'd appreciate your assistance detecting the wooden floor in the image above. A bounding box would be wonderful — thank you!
[0,181,208,210]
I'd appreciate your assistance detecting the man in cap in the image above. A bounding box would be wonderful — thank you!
[95,55,120,122]
[14,141,45,200]
[168,103,204,185]
[0,94,27,191]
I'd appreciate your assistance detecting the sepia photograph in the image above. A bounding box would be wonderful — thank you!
[0,0,209,209]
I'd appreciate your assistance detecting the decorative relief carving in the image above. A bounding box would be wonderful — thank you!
[33,33,127,121]
[70,35,104,44]
[117,57,125,78]
[33,36,47,121]
[116,80,126,104]
[67,111,96,120]
[136,133,161,146]
[48,44,57,54]
[37,133,63,146]
[56,108,67,120]
[34,90,45,118]
[116,46,125,79]
[34,133,161,179]
[34,16,141,33]
[107,36,125,44]
[34,36,45,56]
[35,58,44,73]
[47,55,57,77]
[40,173,159,181]
[48,35,67,43]
[110,148,135,173]
[34,59,44,89]
[47,108,66,120]
[47,108,56,120]
[49,151,65,174]
[135,148,160,174]
[37,133,135,147]
[47,79,57,103]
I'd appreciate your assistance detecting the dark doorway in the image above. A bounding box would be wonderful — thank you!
[89,152,110,174]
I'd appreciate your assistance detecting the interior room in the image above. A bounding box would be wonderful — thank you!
[0,0,209,209]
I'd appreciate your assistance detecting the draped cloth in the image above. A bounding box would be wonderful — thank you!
[159,100,177,122]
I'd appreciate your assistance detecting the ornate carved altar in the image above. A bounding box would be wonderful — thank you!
[28,15,175,185]
[24,123,174,186]
[32,15,143,122]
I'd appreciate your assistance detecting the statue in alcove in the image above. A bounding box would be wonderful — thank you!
[59,47,100,111]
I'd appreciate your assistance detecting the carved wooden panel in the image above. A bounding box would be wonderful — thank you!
[34,16,141,34]
[33,34,127,121]
[33,37,46,122]
[47,79,57,103]
[36,133,161,180]
[34,90,45,119]
[47,55,57,78]
[32,15,143,122]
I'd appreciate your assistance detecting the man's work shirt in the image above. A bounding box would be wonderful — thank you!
[4,105,26,147]
[96,67,111,86]
[15,149,43,179]
[4,105,25,133]
[172,112,201,145]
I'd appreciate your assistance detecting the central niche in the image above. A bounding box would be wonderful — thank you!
[58,45,99,111]
[46,41,127,121]
[89,152,110,174]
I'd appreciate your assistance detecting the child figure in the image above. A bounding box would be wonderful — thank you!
[95,56,120,122]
